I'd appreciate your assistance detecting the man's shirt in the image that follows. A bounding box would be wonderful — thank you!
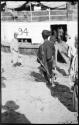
[37,39,55,62]
[10,38,18,52]
[37,39,55,74]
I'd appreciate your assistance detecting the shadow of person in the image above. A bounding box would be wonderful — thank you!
[50,82,74,112]
[1,101,31,124]
[30,66,46,83]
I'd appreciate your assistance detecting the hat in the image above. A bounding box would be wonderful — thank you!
[42,30,51,38]
[2,101,19,111]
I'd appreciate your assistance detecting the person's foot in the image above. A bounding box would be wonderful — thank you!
[46,81,52,87]
[49,78,52,83]
[50,76,57,83]
[51,83,56,87]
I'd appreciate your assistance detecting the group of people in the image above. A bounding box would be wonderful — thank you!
[37,28,70,86]
[10,28,78,114]
[37,28,78,113]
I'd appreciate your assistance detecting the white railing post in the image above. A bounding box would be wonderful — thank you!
[66,3,69,21]
[30,2,32,22]
[49,9,50,21]
[31,11,32,22]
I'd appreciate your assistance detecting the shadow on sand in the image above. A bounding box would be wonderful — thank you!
[50,82,74,112]
[30,66,74,112]
[1,100,31,124]
[30,71,46,82]
[30,66,46,82]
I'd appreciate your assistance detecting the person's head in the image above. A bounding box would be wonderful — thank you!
[42,30,51,40]
[14,32,18,39]
[65,33,71,41]
[57,27,64,42]
[52,30,57,37]
[50,30,57,43]
[74,35,78,49]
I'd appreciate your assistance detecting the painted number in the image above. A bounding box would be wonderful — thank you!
[18,28,28,35]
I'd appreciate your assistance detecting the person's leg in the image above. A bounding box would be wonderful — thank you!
[11,51,14,64]
[47,60,52,76]
[12,51,18,66]
[18,53,22,65]
[42,70,51,86]
[47,60,55,86]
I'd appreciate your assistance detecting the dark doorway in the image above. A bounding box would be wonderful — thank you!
[18,38,32,44]
[50,24,67,42]
[50,24,67,63]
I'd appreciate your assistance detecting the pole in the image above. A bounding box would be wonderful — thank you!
[49,8,50,21]
[30,2,32,22]
[66,3,68,21]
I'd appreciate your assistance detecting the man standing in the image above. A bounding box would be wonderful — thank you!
[66,34,76,75]
[70,36,78,119]
[37,30,55,86]
[10,32,22,67]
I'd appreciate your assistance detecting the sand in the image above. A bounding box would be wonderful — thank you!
[1,51,78,124]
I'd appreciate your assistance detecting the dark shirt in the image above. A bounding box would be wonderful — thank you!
[37,39,55,69]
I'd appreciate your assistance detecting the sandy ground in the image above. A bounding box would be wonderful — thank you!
[1,51,78,124]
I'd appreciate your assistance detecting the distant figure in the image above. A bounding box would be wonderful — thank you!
[10,33,22,67]
[66,34,76,75]
[70,36,78,115]
[37,30,55,86]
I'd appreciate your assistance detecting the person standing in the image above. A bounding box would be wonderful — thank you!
[10,32,22,67]
[55,27,69,67]
[66,34,76,75]
[70,36,78,118]
[37,30,55,86]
